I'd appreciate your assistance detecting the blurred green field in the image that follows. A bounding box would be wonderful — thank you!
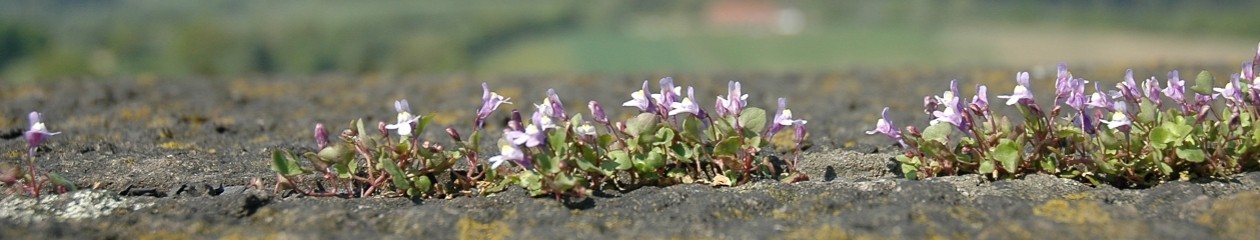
[2,0,1259,82]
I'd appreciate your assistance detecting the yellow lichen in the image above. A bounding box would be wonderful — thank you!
[159,141,196,150]
[781,225,852,240]
[118,105,153,122]
[1033,199,1110,225]
[1197,191,1260,238]
[456,217,510,240]
[1063,192,1092,200]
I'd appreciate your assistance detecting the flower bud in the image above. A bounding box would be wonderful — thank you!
[794,123,807,145]
[446,127,462,142]
[378,121,390,138]
[510,110,525,131]
[589,100,608,124]
[314,123,329,150]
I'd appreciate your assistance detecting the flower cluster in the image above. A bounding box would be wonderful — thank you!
[271,78,809,198]
[870,43,1260,187]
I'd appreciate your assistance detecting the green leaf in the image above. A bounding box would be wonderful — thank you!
[462,129,479,152]
[1176,146,1208,163]
[979,159,995,175]
[1054,127,1087,143]
[1151,121,1193,149]
[634,149,666,173]
[597,134,615,149]
[670,144,696,163]
[415,115,434,136]
[316,144,354,164]
[1253,124,1260,143]
[1158,162,1173,175]
[713,137,742,157]
[992,139,1021,173]
[610,150,632,170]
[332,162,353,179]
[922,123,953,144]
[625,113,658,137]
[681,117,704,142]
[739,107,768,133]
[516,171,544,195]
[536,152,561,174]
[355,118,367,140]
[901,164,919,180]
[895,155,920,180]
[548,128,568,154]
[1137,100,1158,123]
[569,113,584,126]
[666,168,688,180]
[654,127,676,146]
[379,157,410,192]
[46,173,77,192]
[271,150,307,177]
[1191,70,1215,95]
[412,175,432,194]
[552,173,575,192]
[1149,126,1173,150]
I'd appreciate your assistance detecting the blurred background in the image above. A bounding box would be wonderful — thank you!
[1,0,1258,82]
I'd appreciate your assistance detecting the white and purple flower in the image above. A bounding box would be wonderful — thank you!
[866,107,904,146]
[715,81,748,117]
[767,97,806,139]
[622,81,657,113]
[997,72,1036,106]
[24,111,61,156]
[476,83,512,128]
[488,143,530,169]
[384,100,422,137]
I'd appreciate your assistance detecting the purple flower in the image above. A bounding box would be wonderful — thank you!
[668,86,703,117]
[1079,111,1096,135]
[1116,69,1142,103]
[970,85,989,113]
[1242,61,1254,84]
[574,122,597,137]
[24,111,61,155]
[654,77,681,113]
[767,97,806,139]
[1055,63,1073,99]
[866,107,904,146]
[622,81,657,113]
[923,96,939,115]
[476,83,512,128]
[715,81,748,117]
[1163,70,1185,103]
[488,143,531,169]
[935,80,962,109]
[504,125,545,148]
[589,100,608,124]
[545,89,567,120]
[1100,111,1132,133]
[1215,74,1245,105]
[505,111,555,148]
[1142,77,1161,105]
[1086,83,1114,110]
[931,104,964,129]
[532,110,557,130]
[314,123,329,150]
[997,72,1036,106]
[384,100,421,137]
[1064,78,1089,110]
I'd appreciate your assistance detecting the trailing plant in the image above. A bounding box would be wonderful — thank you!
[270,78,809,198]
[2,111,74,197]
[868,43,1260,187]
